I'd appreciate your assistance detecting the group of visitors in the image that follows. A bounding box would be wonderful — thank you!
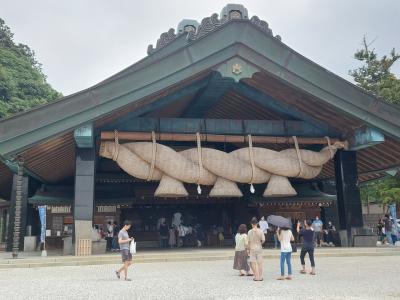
[233,217,316,281]
[159,221,207,248]
[113,215,320,282]
[158,214,224,248]
[107,221,121,251]
[92,221,120,251]
[297,217,336,247]
[262,216,336,248]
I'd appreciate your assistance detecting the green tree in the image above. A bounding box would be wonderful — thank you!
[361,176,400,206]
[0,18,61,119]
[351,37,400,207]
[349,36,400,105]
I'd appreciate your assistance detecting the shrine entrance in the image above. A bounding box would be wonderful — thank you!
[120,201,236,247]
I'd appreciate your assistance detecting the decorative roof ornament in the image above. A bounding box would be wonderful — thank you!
[220,4,248,22]
[147,4,281,55]
[177,19,200,41]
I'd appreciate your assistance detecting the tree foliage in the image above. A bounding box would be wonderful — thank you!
[349,36,400,105]
[351,37,400,205]
[361,176,400,205]
[0,18,61,119]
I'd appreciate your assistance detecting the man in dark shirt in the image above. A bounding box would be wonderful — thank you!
[297,219,316,275]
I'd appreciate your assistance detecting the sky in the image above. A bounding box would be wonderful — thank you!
[1,0,400,96]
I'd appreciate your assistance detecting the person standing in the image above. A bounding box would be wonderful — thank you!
[312,216,323,247]
[159,219,169,248]
[115,220,134,281]
[259,217,269,248]
[383,214,393,245]
[111,221,120,251]
[106,221,114,251]
[326,221,336,246]
[218,230,225,248]
[297,220,316,275]
[169,226,176,248]
[248,217,265,281]
[377,218,385,243]
[233,224,252,276]
[269,225,280,249]
[195,224,205,248]
[277,227,294,280]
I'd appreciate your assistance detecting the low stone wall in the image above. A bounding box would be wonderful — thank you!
[92,240,106,255]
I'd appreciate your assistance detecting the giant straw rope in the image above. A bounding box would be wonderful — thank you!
[99,131,345,197]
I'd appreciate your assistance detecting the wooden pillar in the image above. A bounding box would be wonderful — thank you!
[73,147,95,246]
[334,150,363,246]
[6,160,29,256]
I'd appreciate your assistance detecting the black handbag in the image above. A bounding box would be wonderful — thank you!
[291,242,297,252]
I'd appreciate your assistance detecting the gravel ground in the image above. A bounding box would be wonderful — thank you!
[0,256,399,300]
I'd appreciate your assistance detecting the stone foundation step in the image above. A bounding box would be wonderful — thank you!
[0,247,399,269]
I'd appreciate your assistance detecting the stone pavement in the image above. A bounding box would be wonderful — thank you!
[0,255,399,300]
[0,247,399,269]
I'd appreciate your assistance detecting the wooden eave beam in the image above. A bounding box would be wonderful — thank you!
[101,131,343,145]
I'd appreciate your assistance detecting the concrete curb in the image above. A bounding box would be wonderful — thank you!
[0,249,398,269]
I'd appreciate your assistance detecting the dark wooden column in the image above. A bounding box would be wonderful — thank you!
[73,147,95,244]
[334,150,363,246]
[6,160,29,256]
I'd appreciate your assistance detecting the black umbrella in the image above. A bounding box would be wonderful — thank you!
[267,215,292,228]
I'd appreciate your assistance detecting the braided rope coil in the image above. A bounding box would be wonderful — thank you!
[100,135,345,198]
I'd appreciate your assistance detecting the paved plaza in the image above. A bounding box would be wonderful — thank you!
[0,255,399,300]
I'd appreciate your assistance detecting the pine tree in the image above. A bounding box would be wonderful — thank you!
[349,36,400,105]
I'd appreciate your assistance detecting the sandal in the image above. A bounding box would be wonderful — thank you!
[300,270,307,274]
[239,274,245,276]
[277,277,285,280]
[246,273,254,276]
[285,277,292,280]
[124,278,132,281]
[253,278,260,281]
[310,272,316,275]
[115,271,120,279]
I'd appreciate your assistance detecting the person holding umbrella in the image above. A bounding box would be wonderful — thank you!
[266,215,294,280]
[277,226,294,280]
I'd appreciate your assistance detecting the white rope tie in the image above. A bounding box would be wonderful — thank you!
[196,132,203,194]
[325,136,334,159]
[248,135,256,193]
[293,136,303,178]
[147,131,157,181]
[112,130,120,161]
